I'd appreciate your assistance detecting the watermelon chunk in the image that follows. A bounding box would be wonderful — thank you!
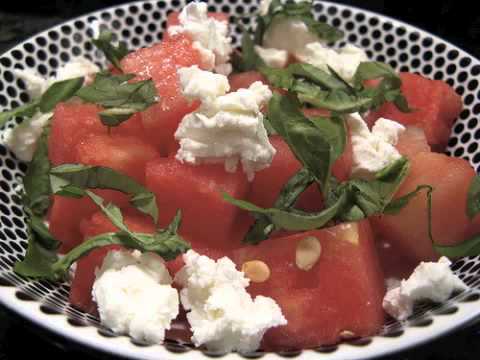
[75,134,160,184]
[145,157,250,249]
[229,71,269,92]
[371,152,476,262]
[248,135,350,211]
[232,220,385,349]
[50,190,129,253]
[48,103,146,165]
[395,126,431,159]
[120,34,202,154]
[367,72,462,150]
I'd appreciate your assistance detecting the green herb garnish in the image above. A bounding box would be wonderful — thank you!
[50,164,158,224]
[92,30,129,71]
[76,71,158,127]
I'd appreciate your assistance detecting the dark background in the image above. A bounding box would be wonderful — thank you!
[0,1,480,359]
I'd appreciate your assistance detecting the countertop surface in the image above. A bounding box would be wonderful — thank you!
[1,1,480,359]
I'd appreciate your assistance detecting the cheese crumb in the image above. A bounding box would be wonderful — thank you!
[168,2,232,75]
[175,250,287,353]
[92,250,179,344]
[296,43,368,83]
[254,46,289,68]
[347,113,405,180]
[383,257,467,320]
[175,66,276,181]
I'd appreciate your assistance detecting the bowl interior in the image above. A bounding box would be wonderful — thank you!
[1,1,480,358]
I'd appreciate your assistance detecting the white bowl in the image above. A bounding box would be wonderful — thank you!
[0,1,480,359]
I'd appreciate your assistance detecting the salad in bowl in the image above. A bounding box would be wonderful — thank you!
[0,0,479,356]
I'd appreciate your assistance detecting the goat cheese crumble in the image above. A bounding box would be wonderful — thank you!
[92,250,179,344]
[254,46,289,68]
[175,66,276,181]
[296,43,368,83]
[168,2,233,75]
[383,257,468,320]
[347,113,405,180]
[175,250,287,353]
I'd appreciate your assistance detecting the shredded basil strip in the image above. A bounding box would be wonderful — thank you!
[76,71,158,127]
[0,76,84,128]
[50,164,158,224]
[22,122,52,215]
[244,168,316,244]
[92,30,129,71]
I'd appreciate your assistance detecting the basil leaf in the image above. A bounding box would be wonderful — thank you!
[244,168,315,244]
[294,82,373,113]
[39,77,84,113]
[289,63,351,92]
[334,157,410,222]
[259,66,294,89]
[354,61,412,113]
[76,72,158,127]
[22,123,52,215]
[14,215,60,280]
[51,209,190,279]
[267,93,335,193]
[433,234,480,258]
[50,164,158,224]
[233,29,266,72]
[467,176,480,219]
[92,30,129,71]
[224,191,347,231]
[1,77,85,128]
[309,115,346,162]
[0,101,39,128]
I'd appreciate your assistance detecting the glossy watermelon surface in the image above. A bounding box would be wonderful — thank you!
[232,220,385,349]
[367,72,462,151]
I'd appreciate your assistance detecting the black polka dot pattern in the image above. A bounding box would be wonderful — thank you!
[1,0,480,358]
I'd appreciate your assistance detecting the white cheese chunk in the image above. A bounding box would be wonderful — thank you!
[178,65,230,103]
[296,43,368,83]
[92,250,179,344]
[254,46,289,68]
[347,113,405,180]
[54,57,100,83]
[0,112,51,162]
[383,257,467,320]
[12,69,49,98]
[168,2,232,75]
[175,66,276,181]
[175,250,287,354]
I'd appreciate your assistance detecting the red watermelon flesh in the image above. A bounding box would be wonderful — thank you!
[371,152,476,262]
[49,103,146,165]
[120,34,202,154]
[50,190,129,254]
[145,157,250,249]
[367,72,462,151]
[75,134,160,184]
[395,126,431,159]
[232,220,385,350]
[69,245,122,314]
[229,71,269,92]
[248,135,351,211]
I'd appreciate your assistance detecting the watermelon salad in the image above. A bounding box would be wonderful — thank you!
[0,0,479,354]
